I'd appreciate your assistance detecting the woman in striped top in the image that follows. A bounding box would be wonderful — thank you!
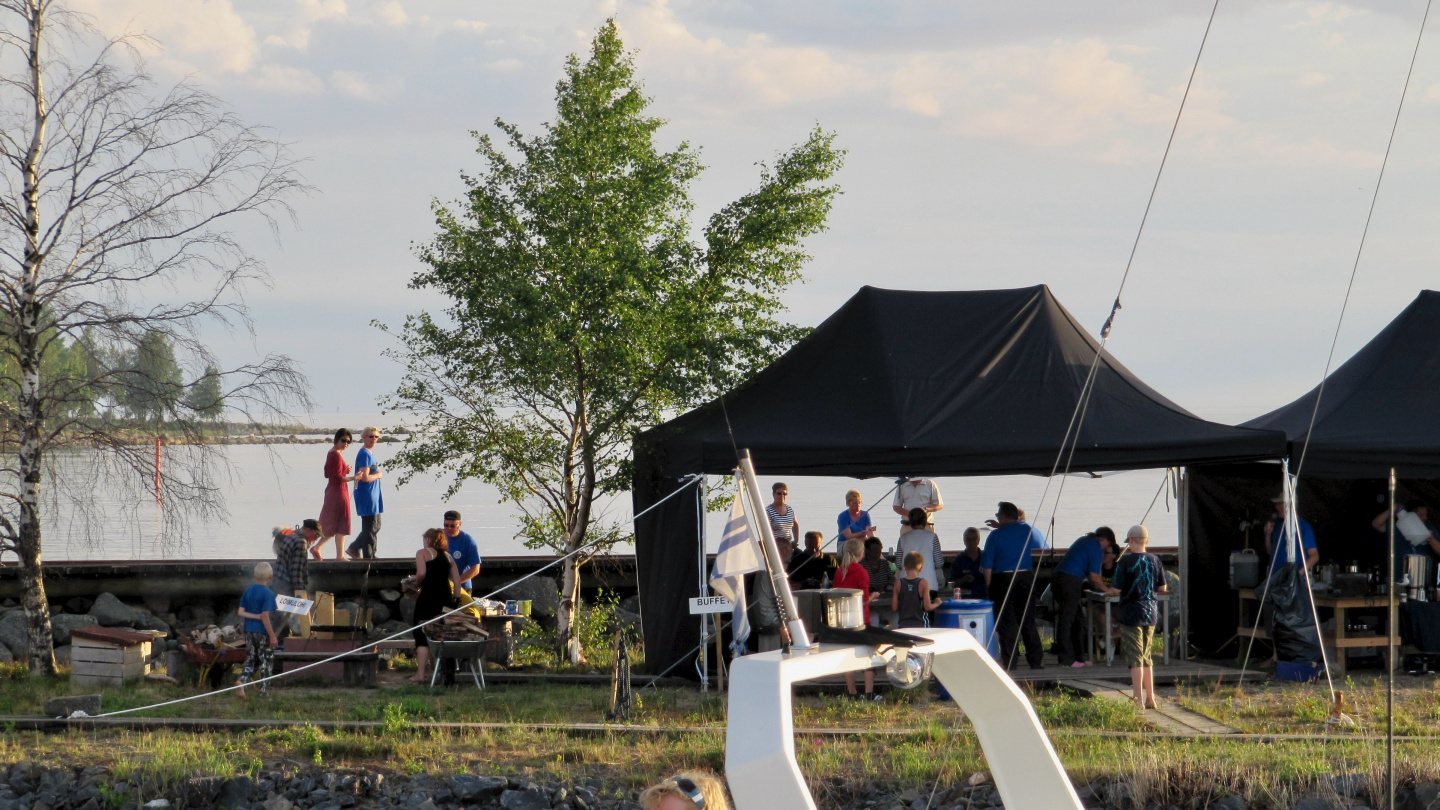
[767,481,798,547]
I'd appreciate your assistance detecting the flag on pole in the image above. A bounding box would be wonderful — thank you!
[710,487,766,652]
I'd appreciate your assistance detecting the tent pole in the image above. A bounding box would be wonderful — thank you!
[1176,467,1189,660]
[699,475,709,692]
[1387,467,1395,810]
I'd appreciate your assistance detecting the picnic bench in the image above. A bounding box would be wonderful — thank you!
[274,650,380,687]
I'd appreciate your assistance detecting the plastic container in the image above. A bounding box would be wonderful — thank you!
[823,588,864,629]
[935,599,998,658]
[1275,660,1322,683]
[1229,549,1261,589]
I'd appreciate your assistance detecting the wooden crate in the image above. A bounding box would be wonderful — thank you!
[70,627,153,688]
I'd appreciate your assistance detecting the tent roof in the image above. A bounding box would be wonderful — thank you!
[1243,289,1440,478]
[636,285,1285,477]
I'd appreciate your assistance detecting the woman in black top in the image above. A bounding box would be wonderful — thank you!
[411,527,463,683]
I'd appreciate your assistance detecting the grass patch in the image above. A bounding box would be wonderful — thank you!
[1177,673,1440,736]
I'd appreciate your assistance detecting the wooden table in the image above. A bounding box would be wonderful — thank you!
[1236,588,1399,675]
[1085,592,1170,666]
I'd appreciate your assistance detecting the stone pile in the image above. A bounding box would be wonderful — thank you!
[0,761,1425,810]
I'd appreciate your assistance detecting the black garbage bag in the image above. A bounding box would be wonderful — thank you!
[1263,562,1321,663]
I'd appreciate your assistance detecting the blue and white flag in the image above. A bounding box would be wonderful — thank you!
[710,489,765,652]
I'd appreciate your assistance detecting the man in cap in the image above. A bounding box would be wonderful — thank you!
[1264,493,1318,575]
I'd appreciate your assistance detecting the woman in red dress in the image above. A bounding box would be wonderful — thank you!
[317,428,357,560]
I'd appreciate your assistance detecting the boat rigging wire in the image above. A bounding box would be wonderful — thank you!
[921,3,1225,806]
[1233,11,1432,799]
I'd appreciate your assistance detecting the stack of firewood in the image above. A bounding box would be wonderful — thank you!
[425,613,489,642]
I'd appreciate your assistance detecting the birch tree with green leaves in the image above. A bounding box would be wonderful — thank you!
[383,19,843,663]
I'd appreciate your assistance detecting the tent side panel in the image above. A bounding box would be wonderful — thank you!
[633,445,703,677]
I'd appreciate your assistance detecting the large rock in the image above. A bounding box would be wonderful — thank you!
[0,609,28,658]
[216,776,254,808]
[54,645,71,666]
[88,593,138,627]
[399,596,416,625]
[178,604,216,625]
[492,576,560,619]
[142,594,172,615]
[499,787,552,810]
[42,695,101,717]
[0,641,12,664]
[50,613,98,644]
[133,613,171,636]
[450,776,506,803]
[362,599,390,625]
[64,597,94,615]
[1416,782,1440,810]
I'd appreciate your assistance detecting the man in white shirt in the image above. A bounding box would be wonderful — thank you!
[893,477,943,535]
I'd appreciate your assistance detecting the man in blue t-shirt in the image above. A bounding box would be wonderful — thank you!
[980,501,1049,670]
[443,510,482,592]
[347,427,385,560]
[1052,527,1121,667]
[1264,494,1317,575]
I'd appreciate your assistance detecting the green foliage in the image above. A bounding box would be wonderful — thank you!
[382,20,842,597]
[121,330,183,423]
[97,783,131,809]
[183,365,225,419]
[517,590,641,669]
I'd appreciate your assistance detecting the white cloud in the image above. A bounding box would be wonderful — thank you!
[329,69,404,101]
[617,0,870,107]
[452,19,488,34]
[1297,71,1330,87]
[250,64,326,95]
[486,59,524,73]
[377,1,408,27]
[268,0,349,50]
[1289,2,1367,28]
[70,0,257,73]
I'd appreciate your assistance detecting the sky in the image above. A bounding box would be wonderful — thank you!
[62,0,1440,426]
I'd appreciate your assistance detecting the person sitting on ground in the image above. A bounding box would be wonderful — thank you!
[1111,525,1166,710]
[237,562,279,700]
[1053,527,1121,669]
[787,530,835,590]
[833,537,880,701]
[950,527,987,600]
[893,550,942,629]
[411,527,464,684]
[896,507,945,596]
[860,537,895,626]
[1264,493,1318,575]
[893,476,943,535]
[639,771,732,810]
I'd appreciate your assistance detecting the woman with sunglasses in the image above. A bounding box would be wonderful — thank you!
[316,428,358,560]
[639,772,731,810]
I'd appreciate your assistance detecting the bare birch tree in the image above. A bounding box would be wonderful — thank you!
[0,0,310,675]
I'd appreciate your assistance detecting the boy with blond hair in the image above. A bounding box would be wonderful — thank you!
[1111,525,1167,709]
[237,562,279,699]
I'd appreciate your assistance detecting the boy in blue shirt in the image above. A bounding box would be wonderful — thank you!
[237,562,279,699]
[1111,525,1167,710]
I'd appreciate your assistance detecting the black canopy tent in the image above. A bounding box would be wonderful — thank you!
[633,285,1287,674]
[1184,290,1440,654]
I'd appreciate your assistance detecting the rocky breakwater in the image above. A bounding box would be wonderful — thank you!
[0,762,1426,810]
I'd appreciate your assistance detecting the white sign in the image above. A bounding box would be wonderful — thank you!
[689,596,735,615]
[275,595,315,615]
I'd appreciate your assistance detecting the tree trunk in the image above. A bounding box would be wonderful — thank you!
[559,550,583,665]
[18,0,56,676]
